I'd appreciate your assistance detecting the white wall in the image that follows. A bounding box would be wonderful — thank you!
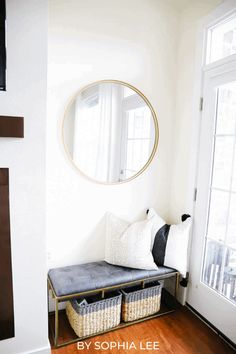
[47,0,180,268]
[0,1,49,354]
[47,0,222,269]
[169,0,222,223]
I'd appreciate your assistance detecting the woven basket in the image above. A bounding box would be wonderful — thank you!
[66,291,122,338]
[121,281,163,322]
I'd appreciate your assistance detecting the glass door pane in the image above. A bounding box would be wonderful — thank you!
[222,248,236,304]
[202,81,236,304]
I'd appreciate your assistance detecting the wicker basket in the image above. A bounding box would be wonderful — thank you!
[121,281,163,322]
[66,291,122,338]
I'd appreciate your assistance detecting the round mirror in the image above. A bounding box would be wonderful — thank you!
[62,80,158,184]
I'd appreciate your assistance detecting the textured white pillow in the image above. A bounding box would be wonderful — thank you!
[164,217,192,277]
[105,213,158,270]
[146,208,166,249]
[105,213,129,260]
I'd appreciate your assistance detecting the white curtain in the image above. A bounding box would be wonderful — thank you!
[72,84,119,181]
[95,84,113,181]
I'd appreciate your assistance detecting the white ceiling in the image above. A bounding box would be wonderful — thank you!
[169,0,223,11]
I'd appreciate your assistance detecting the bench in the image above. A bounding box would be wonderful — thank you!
[48,260,179,348]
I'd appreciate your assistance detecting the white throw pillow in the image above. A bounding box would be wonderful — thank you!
[146,207,166,249]
[164,218,192,277]
[105,213,129,261]
[105,213,158,270]
[147,208,192,277]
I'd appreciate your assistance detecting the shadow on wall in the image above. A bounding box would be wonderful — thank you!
[79,215,107,262]
[53,214,107,267]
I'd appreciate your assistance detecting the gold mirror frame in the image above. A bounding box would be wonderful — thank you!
[62,80,159,185]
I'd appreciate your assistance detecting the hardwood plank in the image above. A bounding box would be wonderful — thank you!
[50,307,235,354]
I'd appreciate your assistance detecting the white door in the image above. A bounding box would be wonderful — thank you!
[188,62,236,343]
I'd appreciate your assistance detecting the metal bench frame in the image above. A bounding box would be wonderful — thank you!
[48,270,180,348]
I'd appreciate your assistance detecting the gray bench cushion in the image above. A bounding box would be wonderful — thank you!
[48,261,176,297]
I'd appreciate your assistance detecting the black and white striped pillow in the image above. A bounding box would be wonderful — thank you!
[147,209,192,278]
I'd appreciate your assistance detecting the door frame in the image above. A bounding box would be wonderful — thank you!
[188,58,236,346]
[185,1,236,221]
[186,1,236,345]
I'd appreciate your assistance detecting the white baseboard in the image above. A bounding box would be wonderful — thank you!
[20,343,50,354]
[29,346,50,354]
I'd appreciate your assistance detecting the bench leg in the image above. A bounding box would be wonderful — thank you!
[54,298,59,347]
[175,272,180,298]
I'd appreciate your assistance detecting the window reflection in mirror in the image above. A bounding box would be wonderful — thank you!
[63,81,158,183]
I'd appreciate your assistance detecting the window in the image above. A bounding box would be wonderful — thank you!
[0,0,6,91]
[123,86,135,98]
[122,106,152,179]
[120,91,154,180]
[206,15,236,64]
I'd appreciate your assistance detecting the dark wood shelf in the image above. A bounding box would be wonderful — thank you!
[0,116,24,138]
[0,168,14,341]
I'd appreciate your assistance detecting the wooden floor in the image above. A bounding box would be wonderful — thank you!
[50,306,235,354]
